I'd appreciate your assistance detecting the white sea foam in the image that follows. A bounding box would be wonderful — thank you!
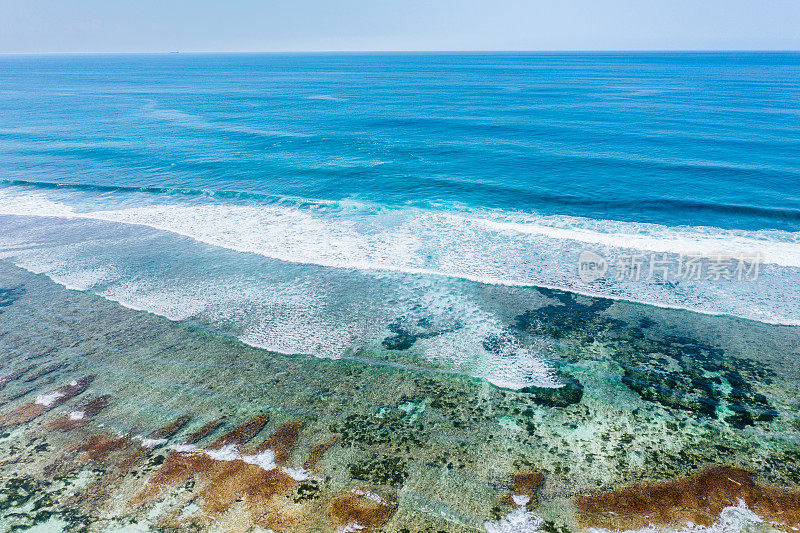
[170,444,285,474]
[1,189,796,274]
[170,444,201,453]
[99,279,210,322]
[35,391,64,407]
[135,436,168,449]
[410,296,561,389]
[281,466,322,481]
[0,191,77,219]
[511,494,530,507]
[485,508,544,533]
[205,444,240,462]
[241,449,277,471]
[69,411,85,421]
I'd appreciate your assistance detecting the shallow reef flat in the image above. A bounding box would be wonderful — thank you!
[0,261,799,532]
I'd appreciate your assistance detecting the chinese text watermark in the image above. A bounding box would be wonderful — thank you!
[578,250,762,283]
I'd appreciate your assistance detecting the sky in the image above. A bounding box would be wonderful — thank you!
[1,0,799,54]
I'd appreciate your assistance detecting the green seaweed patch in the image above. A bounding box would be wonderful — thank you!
[381,317,462,351]
[488,504,507,521]
[0,476,48,512]
[617,335,778,428]
[514,288,619,341]
[349,455,409,486]
[332,409,427,448]
[513,290,778,428]
[540,520,573,533]
[763,449,800,487]
[519,374,584,408]
[520,378,583,407]
[0,475,90,532]
[397,398,427,423]
[292,480,322,502]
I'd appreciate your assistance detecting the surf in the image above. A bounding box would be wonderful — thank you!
[0,182,798,326]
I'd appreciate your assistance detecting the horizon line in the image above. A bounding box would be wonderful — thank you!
[2,49,800,56]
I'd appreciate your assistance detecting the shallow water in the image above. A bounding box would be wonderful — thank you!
[0,263,798,531]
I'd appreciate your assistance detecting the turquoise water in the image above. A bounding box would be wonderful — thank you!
[0,52,799,388]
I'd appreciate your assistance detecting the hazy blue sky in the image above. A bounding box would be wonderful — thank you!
[1,0,799,53]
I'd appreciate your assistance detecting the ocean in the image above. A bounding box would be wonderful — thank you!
[2,53,799,380]
[1,52,800,531]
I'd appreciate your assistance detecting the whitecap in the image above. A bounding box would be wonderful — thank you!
[35,391,65,407]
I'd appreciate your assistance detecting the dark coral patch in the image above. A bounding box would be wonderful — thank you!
[0,284,25,311]
[519,374,583,408]
[0,475,90,531]
[333,410,426,448]
[515,288,617,339]
[514,290,778,427]
[381,317,461,350]
[349,455,409,486]
[618,335,778,428]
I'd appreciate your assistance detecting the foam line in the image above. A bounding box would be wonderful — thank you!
[0,186,798,326]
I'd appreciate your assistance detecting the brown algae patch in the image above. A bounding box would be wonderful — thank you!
[304,435,338,470]
[75,433,134,462]
[575,465,800,531]
[48,395,110,431]
[186,417,226,444]
[147,414,191,440]
[0,364,35,390]
[500,471,545,510]
[133,414,275,504]
[0,376,93,427]
[329,492,397,532]
[210,413,269,447]
[253,420,303,463]
[137,418,319,530]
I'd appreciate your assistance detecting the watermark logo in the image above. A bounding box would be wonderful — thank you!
[577,250,608,283]
[576,250,763,283]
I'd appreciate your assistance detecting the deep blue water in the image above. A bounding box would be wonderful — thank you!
[1,52,799,231]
